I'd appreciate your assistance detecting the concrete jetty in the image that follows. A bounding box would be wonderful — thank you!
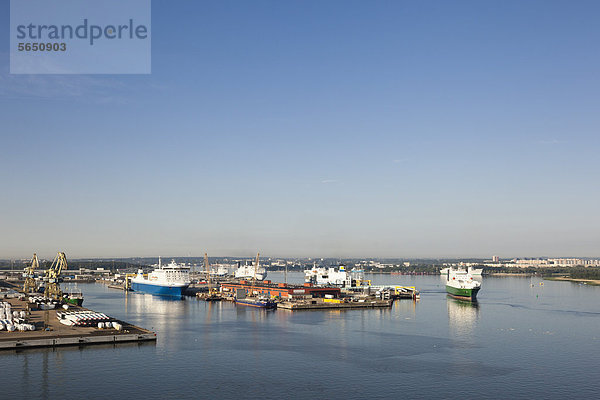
[277,298,393,310]
[0,297,156,351]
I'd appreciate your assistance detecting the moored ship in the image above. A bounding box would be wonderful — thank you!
[304,264,367,287]
[63,291,84,306]
[445,269,481,301]
[130,258,190,298]
[234,253,267,281]
[304,264,351,286]
[235,297,277,309]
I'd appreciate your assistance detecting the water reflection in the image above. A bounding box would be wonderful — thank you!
[394,298,418,319]
[447,297,479,339]
[124,292,194,350]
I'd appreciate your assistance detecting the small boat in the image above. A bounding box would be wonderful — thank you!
[197,291,223,302]
[235,296,276,309]
[445,269,481,301]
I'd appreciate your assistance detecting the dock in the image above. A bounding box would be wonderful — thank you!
[0,297,156,351]
[277,298,393,310]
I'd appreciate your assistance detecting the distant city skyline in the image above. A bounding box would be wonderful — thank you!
[1,1,599,259]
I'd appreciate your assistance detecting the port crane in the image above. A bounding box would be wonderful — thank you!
[204,252,212,289]
[44,252,67,300]
[253,252,260,283]
[23,253,39,293]
[249,252,260,296]
[203,253,222,300]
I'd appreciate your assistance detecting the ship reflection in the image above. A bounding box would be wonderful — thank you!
[447,297,479,339]
[126,292,193,344]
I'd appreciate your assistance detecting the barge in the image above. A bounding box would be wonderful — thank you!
[235,297,277,309]
[277,298,393,310]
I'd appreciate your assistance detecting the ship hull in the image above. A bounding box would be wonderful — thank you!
[235,273,266,281]
[446,284,480,301]
[64,296,84,306]
[131,281,188,298]
[235,298,276,309]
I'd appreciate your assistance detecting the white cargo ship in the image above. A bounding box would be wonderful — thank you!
[304,264,364,287]
[130,258,191,298]
[234,254,267,281]
[445,269,481,301]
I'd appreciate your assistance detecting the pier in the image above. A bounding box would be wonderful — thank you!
[0,296,156,351]
[221,280,341,299]
[277,298,393,310]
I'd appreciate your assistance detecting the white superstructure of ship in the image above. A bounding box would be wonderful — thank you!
[304,264,359,286]
[210,264,231,277]
[467,266,483,275]
[440,266,483,275]
[234,253,267,281]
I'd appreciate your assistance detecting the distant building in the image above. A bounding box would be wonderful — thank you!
[548,258,600,267]
[492,255,499,262]
[514,259,549,267]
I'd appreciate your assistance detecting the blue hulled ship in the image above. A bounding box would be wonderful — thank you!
[130,259,190,298]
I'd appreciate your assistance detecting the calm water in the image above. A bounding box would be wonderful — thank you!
[1,273,599,399]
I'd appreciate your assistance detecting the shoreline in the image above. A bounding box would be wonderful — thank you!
[544,277,600,286]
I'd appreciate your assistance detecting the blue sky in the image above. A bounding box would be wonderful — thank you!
[1,0,599,259]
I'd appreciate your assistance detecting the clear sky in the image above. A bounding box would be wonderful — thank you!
[1,0,599,259]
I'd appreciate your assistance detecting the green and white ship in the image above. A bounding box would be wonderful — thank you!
[445,269,481,301]
[63,291,84,307]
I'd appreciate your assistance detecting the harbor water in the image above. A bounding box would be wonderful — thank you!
[1,273,599,399]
